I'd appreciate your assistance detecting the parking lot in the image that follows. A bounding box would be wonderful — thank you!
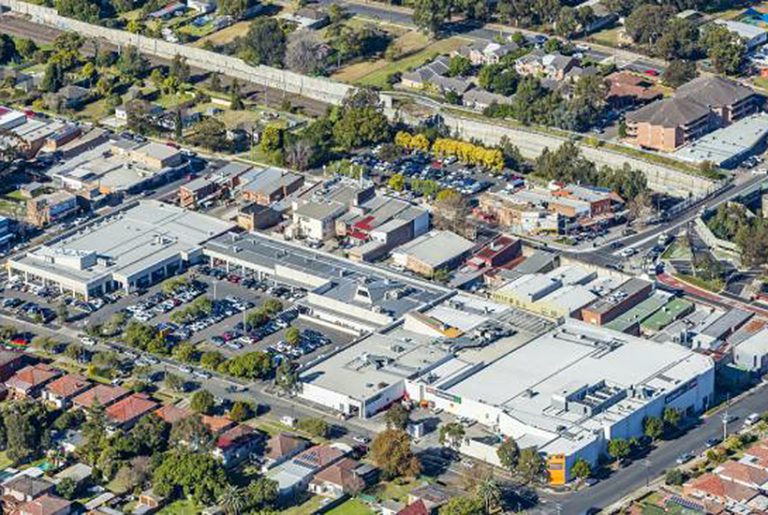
[0,263,355,369]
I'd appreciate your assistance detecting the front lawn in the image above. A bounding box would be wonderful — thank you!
[326,498,374,515]
[158,500,201,515]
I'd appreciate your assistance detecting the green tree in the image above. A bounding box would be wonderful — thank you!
[607,438,631,462]
[412,0,451,37]
[447,55,472,77]
[245,477,278,512]
[173,342,197,363]
[3,400,50,464]
[260,125,284,153]
[222,352,272,379]
[438,495,485,515]
[0,35,17,65]
[230,79,244,110]
[240,18,286,66]
[296,417,330,438]
[131,414,169,454]
[164,372,185,392]
[15,39,37,61]
[55,0,102,22]
[275,358,301,396]
[388,173,406,192]
[187,118,229,152]
[152,451,227,504]
[169,54,191,83]
[191,390,215,415]
[40,62,64,93]
[496,437,520,472]
[516,447,545,483]
[370,429,421,479]
[170,415,212,450]
[655,18,700,60]
[218,0,255,19]
[644,416,664,440]
[571,458,591,480]
[624,5,672,46]
[663,407,682,431]
[475,472,502,514]
[332,88,390,151]
[116,45,149,80]
[666,468,685,486]
[701,23,745,75]
[56,477,79,500]
[228,401,253,422]
[662,59,698,87]
[284,327,301,346]
[439,422,465,453]
[384,404,410,430]
[219,485,247,515]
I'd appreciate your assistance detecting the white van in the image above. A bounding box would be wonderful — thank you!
[745,413,761,426]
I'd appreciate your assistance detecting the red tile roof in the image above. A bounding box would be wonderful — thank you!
[715,460,768,488]
[744,443,768,468]
[294,445,344,469]
[265,433,308,460]
[311,458,361,490]
[17,493,71,515]
[44,374,91,398]
[685,473,758,503]
[105,393,159,424]
[201,415,235,434]
[5,364,61,392]
[72,384,128,409]
[216,424,259,450]
[154,404,193,424]
[397,500,429,515]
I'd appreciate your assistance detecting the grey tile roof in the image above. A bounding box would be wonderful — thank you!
[626,96,711,127]
[675,76,755,108]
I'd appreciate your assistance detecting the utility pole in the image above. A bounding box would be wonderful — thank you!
[722,393,731,441]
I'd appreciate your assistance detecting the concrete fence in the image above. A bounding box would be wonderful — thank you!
[694,216,742,265]
[0,0,353,105]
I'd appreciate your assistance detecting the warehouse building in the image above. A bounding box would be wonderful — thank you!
[391,230,475,277]
[299,294,715,484]
[8,201,234,299]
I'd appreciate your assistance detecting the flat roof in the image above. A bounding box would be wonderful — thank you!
[393,231,474,267]
[583,278,651,316]
[604,293,668,333]
[536,284,597,314]
[446,318,713,435]
[673,113,768,166]
[701,308,753,339]
[13,201,234,286]
[301,326,458,401]
[641,298,694,333]
[204,232,446,320]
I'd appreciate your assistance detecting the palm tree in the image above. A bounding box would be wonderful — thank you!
[476,473,502,514]
[219,485,246,515]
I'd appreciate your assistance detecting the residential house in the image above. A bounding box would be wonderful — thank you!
[454,40,519,66]
[72,384,128,410]
[262,433,310,471]
[397,501,429,515]
[3,476,54,502]
[104,393,159,430]
[308,458,375,498]
[714,19,768,50]
[407,484,455,512]
[515,51,577,81]
[714,461,768,490]
[187,0,215,13]
[55,85,89,110]
[462,88,513,112]
[0,350,29,381]
[605,71,663,108]
[154,404,194,424]
[149,1,186,19]
[676,75,760,125]
[400,56,451,90]
[213,424,263,468]
[5,364,62,398]
[53,463,92,490]
[17,493,71,515]
[136,489,167,513]
[267,443,351,500]
[42,374,92,409]
[683,472,759,506]
[283,6,329,29]
[201,414,236,435]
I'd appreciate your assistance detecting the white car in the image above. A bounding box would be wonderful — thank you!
[80,336,97,346]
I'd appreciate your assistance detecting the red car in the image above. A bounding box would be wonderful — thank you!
[644,69,659,77]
